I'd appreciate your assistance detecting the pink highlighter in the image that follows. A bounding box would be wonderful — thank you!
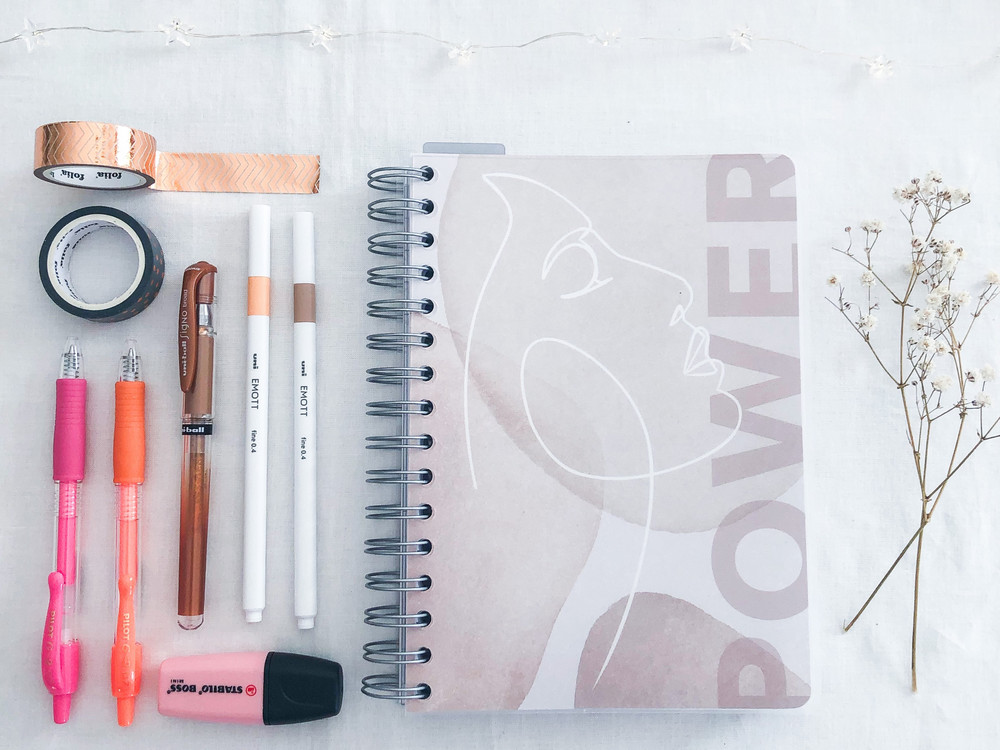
[158,652,343,725]
[42,338,85,724]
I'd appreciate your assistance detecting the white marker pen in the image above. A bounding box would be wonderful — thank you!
[292,212,317,630]
[243,205,271,623]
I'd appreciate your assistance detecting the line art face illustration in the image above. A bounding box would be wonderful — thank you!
[465,174,743,496]
[464,174,745,686]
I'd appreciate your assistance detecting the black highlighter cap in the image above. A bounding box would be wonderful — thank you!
[262,652,344,725]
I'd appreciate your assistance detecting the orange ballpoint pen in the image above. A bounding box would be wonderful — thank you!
[111,341,144,726]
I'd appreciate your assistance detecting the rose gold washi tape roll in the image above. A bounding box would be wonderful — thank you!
[34,121,320,194]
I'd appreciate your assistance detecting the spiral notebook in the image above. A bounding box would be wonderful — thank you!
[363,152,809,711]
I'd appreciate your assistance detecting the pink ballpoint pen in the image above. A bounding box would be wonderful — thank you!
[42,337,85,724]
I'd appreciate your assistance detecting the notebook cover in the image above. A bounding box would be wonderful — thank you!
[403,154,807,711]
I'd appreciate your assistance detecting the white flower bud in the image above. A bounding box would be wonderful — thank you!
[931,375,953,391]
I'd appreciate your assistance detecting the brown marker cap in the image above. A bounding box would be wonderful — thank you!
[178,261,217,393]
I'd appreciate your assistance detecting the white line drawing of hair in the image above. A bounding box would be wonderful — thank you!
[520,337,655,685]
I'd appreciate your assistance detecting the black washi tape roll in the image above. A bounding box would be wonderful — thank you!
[39,206,165,322]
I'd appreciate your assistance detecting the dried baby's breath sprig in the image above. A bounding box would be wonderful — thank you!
[827,174,996,691]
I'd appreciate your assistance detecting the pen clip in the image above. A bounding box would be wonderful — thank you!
[178,262,217,393]
[112,576,141,698]
[41,571,65,692]
[41,571,79,715]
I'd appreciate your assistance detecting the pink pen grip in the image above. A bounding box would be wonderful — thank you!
[54,379,86,482]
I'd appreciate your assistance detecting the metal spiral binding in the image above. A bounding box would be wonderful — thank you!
[363,165,436,702]
[366,366,434,385]
[365,502,433,520]
[367,298,435,319]
[368,197,435,223]
[366,332,434,352]
[364,640,432,663]
[369,232,434,257]
[365,570,433,592]
[364,604,432,628]
[365,536,433,555]
[366,434,434,450]
[368,265,434,286]
[368,165,435,191]
[365,400,434,417]
[366,468,434,484]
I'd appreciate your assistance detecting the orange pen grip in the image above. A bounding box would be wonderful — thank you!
[114,381,145,484]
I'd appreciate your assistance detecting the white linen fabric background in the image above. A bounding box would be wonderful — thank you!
[1,1,998,747]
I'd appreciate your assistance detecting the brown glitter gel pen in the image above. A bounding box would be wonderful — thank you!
[177,261,217,630]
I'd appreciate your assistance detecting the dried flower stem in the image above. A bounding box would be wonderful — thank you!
[911,509,926,691]
[829,174,993,688]
[843,524,924,631]
[843,412,1000,636]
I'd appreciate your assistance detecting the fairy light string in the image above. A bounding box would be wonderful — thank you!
[0,18,983,77]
